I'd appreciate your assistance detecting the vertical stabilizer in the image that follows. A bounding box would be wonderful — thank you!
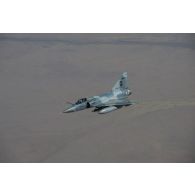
[112,72,128,91]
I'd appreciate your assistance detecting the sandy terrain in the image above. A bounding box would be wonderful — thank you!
[0,34,195,162]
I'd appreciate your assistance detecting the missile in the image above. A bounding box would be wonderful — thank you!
[99,106,118,114]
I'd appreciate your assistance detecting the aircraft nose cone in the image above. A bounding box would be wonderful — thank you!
[63,107,75,113]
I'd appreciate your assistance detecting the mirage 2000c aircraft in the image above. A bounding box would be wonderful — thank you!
[63,72,135,114]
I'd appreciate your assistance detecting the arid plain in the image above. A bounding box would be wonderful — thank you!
[0,34,195,162]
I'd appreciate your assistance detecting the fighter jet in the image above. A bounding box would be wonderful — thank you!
[64,72,135,114]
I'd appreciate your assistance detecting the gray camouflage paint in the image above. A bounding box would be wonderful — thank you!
[64,72,132,114]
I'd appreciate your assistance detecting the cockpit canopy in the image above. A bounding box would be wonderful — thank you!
[75,98,87,105]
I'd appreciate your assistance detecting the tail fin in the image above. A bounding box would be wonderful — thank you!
[112,72,128,91]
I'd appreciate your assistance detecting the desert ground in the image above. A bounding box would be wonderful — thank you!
[0,34,195,162]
